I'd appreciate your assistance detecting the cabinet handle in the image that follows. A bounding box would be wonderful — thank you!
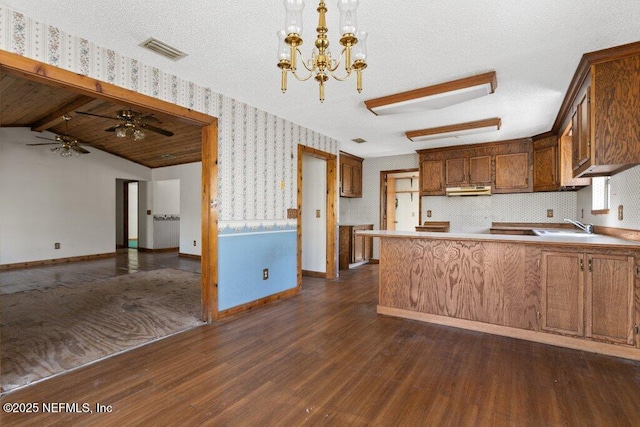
[579,258,584,271]
[588,258,592,272]
[536,259,540,269]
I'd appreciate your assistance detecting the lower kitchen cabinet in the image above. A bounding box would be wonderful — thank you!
[541,251,636,345]
[339,225,373,269]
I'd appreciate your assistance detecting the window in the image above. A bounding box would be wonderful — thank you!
[591,176,610,214]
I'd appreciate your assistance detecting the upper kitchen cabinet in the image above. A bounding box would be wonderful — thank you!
[420,159,445,196]
[495,152,530,192]
[445,155,491,187]
[553,42,640,178]
[340,151,363,198]
[532,132,589,192]
[417,138,533,195]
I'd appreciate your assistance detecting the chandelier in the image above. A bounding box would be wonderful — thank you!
[277,0,368,102]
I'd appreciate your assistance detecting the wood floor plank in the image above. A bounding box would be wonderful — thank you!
[2,258,640,425]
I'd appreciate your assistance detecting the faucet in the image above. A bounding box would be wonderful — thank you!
[563,218,594,234]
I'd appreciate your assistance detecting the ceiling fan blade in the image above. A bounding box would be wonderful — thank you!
[72,145,90,154]
[35,136,57,142]
[139,114,160,123]
[139,123,174,137]
[105,125,119,132]
[27,142,60,146]
[76,111,118,120]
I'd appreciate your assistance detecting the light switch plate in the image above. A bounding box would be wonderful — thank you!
[618,205,624,221]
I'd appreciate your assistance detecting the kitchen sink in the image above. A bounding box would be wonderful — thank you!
[532,229,594,237]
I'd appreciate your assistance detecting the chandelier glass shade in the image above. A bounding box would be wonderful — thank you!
[115,123,146,140]
[277,0,368,102]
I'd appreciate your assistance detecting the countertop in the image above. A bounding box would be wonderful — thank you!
[357,229,640,249]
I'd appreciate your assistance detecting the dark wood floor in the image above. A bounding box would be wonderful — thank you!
[2,261,640,425]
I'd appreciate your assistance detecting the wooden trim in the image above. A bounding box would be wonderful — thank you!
[416,136,531,155]
[364,71,497,114]
[379,168,419,231]
[0,252,115,271]
[201,120,219,322]
[298,145,338,283]
[179,253,202,260]
[368,258,380,264]
[531,130,557,141]
[590,209,610,215]
[594,226,640,243]
[219,287,299,318]
[302,270,326,278]
[377,305,640,362]
[406,117,501,141]
[0,50,213,126]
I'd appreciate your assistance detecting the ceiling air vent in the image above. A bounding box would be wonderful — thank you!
[140,38,188,61]
[351,138,367,143]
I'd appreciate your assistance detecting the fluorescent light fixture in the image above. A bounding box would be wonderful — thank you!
[364,71,497,116]
[406,117,501,142]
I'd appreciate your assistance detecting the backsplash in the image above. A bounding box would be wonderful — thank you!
[422,192,577,233]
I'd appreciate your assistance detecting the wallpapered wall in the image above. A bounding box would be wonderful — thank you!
[0,7,339,232]
[0,6,340,310]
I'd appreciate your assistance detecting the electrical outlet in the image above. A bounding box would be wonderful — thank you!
[263,268,269,280]
[316,209,321,218]
[427,210,432,218]
[618,205,624,221]
[54,242,60,249]
[547,209,554,218]
[193,240,197,247]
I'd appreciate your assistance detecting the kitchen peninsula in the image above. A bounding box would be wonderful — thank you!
[359,230,640,360]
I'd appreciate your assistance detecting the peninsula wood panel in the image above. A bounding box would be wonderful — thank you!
[379,238,535,329]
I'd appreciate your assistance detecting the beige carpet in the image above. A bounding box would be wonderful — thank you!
[1,268,202,392]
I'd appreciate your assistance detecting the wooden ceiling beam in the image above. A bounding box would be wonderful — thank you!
[31,95,95,132]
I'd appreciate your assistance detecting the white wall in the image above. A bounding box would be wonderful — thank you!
[0,128,151,265]
[152,163,202,256]
[302,155,327,273]
[576,164,640,228]
[152,180,179,215]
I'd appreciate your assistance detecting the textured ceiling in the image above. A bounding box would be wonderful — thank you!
[2,0,640,159]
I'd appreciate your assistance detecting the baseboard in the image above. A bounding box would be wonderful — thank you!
[369,258,379,264]
[219,287,300,318]
[377,305,640,362]
[0,252,116,271]
[179,253,201,260]
[137,247,179,253]
[302,269,325,278]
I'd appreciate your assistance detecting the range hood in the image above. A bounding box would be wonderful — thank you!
[445,185,492,196]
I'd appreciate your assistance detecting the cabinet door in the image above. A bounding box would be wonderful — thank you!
[585,254,635,345]
[352,162,362,197]
[541,252,584,337]
[495,152,529,191]
[445,157,467,186]
[341,162,353,197]
[420,159,445,195]
[469,155,492,184]
[353,230,364,263]
[533,145,558,191]
[572,91,591,174]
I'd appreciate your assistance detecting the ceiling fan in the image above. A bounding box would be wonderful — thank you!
[27,115,91,157]
[76,109,174,140]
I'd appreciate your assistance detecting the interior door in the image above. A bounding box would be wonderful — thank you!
[386,177,396,230]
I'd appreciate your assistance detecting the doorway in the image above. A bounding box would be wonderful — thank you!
[297,145,338,284]
[380,169,419,231]
[126,181,139,248]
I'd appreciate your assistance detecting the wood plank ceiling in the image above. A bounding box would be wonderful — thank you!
[0,69,202,168]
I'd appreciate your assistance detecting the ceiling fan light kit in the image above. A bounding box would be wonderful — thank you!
[27,115,91,157]
[277,0,368,102]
